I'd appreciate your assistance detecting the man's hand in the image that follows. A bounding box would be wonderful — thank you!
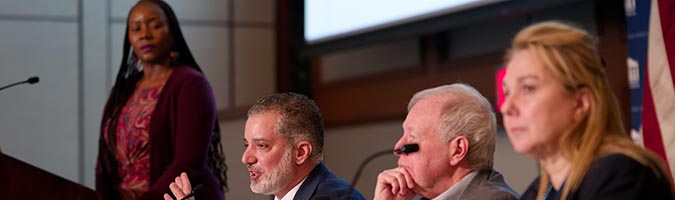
[374,167,416,200]
[163,172,193,200]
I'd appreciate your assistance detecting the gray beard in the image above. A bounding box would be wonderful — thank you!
[249,149,296,195]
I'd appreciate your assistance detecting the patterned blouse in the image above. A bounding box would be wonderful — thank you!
[106,83,164,199]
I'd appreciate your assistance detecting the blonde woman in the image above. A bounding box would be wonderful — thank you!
[500,21,674,199]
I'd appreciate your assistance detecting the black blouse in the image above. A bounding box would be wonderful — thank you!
[521,154,674,200]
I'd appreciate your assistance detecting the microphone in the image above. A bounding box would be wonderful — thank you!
[0,76,40,92]
[342,144,419,200]
[180,184,203,200]
[394,144,419,154]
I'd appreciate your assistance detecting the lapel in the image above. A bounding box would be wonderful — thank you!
[293,163,328,200]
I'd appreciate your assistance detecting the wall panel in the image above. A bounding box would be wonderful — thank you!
[0,21,80,183]
[234,28,276,107]
[0,0,77,17]
[111,0,231,21]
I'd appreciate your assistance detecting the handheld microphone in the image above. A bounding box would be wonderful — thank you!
[0,76,40,92]
[342,144,419,200]
[180,184,203,200]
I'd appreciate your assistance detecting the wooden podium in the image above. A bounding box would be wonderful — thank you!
[0,152,101,199]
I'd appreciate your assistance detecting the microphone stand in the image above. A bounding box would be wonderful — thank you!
[342,144,419,200]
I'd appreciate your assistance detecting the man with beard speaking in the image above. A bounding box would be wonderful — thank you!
[165,93,366,200]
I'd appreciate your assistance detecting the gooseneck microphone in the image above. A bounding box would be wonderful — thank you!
[394,144,419,154]
[0,76,40,92]
[341,144,419,200]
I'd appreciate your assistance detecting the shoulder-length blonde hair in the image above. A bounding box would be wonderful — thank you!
[506,21,670,200]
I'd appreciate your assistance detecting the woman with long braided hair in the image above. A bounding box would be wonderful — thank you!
[96,1,227,199]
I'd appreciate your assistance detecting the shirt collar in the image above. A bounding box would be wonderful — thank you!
[275,176,308,200]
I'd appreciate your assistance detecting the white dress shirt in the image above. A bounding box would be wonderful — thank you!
[275,177,308,200]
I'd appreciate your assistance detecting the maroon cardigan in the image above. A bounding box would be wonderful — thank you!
[96,65,223,200]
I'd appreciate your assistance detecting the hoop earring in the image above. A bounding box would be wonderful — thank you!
[125,47,143,78]
[169,51,178,60]
[169,47,179,65]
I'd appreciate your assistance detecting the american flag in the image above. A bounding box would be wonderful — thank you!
[641,0,675,179]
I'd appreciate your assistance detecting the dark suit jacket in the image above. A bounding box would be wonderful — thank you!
[459,168,520,200]
[294,162,366,200]
[521,154,674,200]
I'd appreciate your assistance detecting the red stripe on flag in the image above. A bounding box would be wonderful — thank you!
[658,0,675,83]
[642,66,670,169]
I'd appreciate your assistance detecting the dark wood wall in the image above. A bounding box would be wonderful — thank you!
[277,0,630,129]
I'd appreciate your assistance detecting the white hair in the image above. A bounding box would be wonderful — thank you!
[408,83,497,169]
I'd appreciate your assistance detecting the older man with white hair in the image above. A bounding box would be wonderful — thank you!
[374,83,519,200]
